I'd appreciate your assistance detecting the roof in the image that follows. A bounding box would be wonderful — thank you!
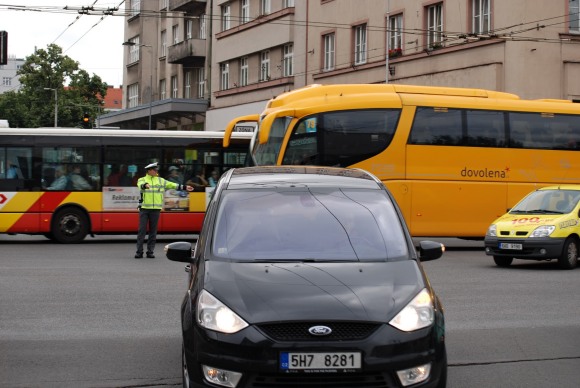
[227,166,381,190]
[101,86,122,110]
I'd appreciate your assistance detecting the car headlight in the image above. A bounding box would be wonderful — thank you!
[389,289,434,332]
[486,224,497,237]
[530,225,555,238]
[197,290,249,334]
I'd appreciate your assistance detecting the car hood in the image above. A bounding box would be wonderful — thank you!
[203,260,424,323]
[493,213,573,232]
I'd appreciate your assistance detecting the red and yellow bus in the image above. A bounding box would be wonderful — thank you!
[0,128,251,242]
[224,84,580,238]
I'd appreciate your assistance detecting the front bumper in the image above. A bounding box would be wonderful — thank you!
[484,236,565,260]
[183,319,446,388]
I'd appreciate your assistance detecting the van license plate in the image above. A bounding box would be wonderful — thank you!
[499,243,522,250]
[280,352,361,371]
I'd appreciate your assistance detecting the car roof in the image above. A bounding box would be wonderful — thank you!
[538,184,580,191]
[226,166,381,190]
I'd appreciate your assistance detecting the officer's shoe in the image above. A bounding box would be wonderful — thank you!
[146,252,155,259]
[135,253,143,259]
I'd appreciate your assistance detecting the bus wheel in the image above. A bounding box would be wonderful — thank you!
[493,256,513,267]
[558,237,578,270]
[52,207,89,244]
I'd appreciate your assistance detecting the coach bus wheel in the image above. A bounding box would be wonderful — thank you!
[558,237,578,270]
[493,256,513,267]
[51,207,89,244]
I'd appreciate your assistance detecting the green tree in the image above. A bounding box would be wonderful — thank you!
[0,44,108,128]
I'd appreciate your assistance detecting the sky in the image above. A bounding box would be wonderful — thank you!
[1,1,125,87]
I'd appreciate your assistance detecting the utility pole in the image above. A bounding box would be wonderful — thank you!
[44,87,58,127]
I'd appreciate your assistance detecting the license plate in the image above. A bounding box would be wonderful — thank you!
[280,352,361,372]
[499,243,523,250]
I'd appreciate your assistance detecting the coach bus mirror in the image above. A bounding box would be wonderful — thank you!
[417,240,445,262]
[258,109,301,144]
[164,241,193,263]
[224,114,260,148]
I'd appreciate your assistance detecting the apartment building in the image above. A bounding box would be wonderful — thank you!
[0,57,24,94]
[102,0,580,130]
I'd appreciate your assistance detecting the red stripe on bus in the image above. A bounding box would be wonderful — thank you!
[37,192,72,212]
[7,213,41,233]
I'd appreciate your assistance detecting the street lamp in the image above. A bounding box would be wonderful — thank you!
[123,41,154,130]
[44,87,58,127]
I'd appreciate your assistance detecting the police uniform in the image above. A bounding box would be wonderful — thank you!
[135,162,189,259]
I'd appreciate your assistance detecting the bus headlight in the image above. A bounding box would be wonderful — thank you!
[530,225,555,238]
[486,224,497,237]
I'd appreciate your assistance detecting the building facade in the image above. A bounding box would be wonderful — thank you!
[0,57,24,94]
[102,0,580,130]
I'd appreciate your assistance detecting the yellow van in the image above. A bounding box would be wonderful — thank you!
[484,185,580,269]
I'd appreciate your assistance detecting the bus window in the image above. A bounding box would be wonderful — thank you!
[283,109,399,167]
[252,116,291,165]
[466,110,506,147]
[411,107,463,146]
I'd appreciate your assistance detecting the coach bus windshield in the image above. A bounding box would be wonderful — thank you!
[252,109,400,167]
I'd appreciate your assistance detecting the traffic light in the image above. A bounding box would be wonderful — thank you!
[82,113,90,128]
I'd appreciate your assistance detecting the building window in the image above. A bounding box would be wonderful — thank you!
[260,51,270,81]
[172,25,179,45]
[472,0,490,34]
[196,67,205,98]
[220,62,230,90]
[186,19,193,40]
[241,0,250,23]
[389,14,403,51]
[171,75,178,98]
[160,30,167,57]
[128,83,139,108]
[130,0,140,17]
[570,0,580,32]
[354,24,367,65]
[160,0,168,10]
[200,14,207,39]
[160,79,166,100]
[283,44,293,76]
[284,0,295,7]
[260,0,271,15]
[427,3,443,48]
[323,33,335,71]
[128,36,140,64]
[222,3,231,31]
[240,57,248,86]
[184,71,192,98]
[2,77,11,86]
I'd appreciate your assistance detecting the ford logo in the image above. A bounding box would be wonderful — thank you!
[308,325,332,336]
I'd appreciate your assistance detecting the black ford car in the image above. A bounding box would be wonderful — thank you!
[165,166,446,388]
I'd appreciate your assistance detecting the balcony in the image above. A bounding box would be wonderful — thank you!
[169,0,207,14]
[167,39,207,65]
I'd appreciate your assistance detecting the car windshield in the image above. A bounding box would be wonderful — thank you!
[510,189,580,214]
[212,187,408,261]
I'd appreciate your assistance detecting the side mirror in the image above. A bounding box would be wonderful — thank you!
[164,241,193,263]
[417,240,445,262]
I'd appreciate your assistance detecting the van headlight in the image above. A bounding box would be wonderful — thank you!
[389,289,434,332]
[197,290,248,334]
[530,225,555,238]
[486,224,497,237]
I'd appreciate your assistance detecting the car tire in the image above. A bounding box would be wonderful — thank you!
[51,207,89,244]
[493,256,513,267]
[558,237,578,270]
[182,344,192,388]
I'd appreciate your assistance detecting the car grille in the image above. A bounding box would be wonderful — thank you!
[246,372,391,388]
[257,322,381,342]
[499,230,529,236]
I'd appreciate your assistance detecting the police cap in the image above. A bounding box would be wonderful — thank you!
[145,162,159,170]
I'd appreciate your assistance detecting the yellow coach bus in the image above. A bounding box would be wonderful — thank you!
[224,84,580,239]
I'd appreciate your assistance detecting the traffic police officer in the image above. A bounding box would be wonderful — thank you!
[135,162,193,258]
